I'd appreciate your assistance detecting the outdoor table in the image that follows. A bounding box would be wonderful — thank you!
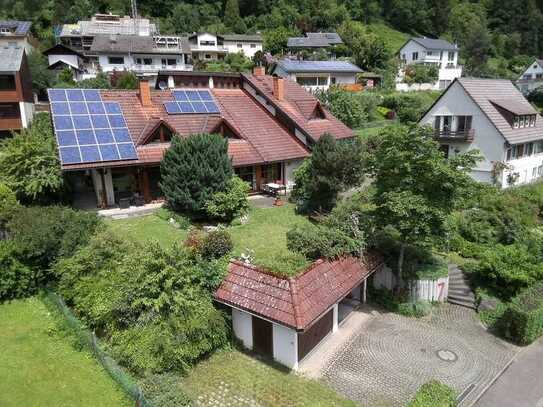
[263,183,286,196]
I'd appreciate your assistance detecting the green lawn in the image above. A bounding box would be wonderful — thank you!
[356,123,399,140]
[182,349,357,407]
[229,203,312,275]
[107,203,313,276]
[0,296,130,407]
[106,212,188,248]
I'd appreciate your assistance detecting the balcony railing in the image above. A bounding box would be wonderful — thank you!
[434,128,474,141]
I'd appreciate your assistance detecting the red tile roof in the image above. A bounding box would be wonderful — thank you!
[215,254,383,331]
[56,74,351,170]
[243,74,354,141]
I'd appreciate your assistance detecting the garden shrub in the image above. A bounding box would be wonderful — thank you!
[397,300,432,318]
[205,176,250,222]
[54,232,230,374]
[0,240,36,300]
[315,87,368,128]
[7,205,101,270]
[381,92,439,124]
[497,282,543,345]
[201,229,234,260]
[403,64,439,85]
[286,223,361,261]
[160,133,233,219]
[408,380,456,407]
[140,373,192,407]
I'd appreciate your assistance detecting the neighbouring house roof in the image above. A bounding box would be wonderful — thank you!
[407,37,458,51]
[0,20,32,36]
[0,47,24,72]
[43,43,85,58]
[306,32,343,45]
[456,78,543,144]
[243,73,354,141]
[47,60,82,71]
[90,34,190,54]
[222,34,262,42]
[288,32,343,48]
[214,254,384,331]
[274,59,362,74]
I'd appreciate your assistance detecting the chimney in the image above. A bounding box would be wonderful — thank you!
[273,76,284,101]
[253,66,265,76]
[139,79,151,106]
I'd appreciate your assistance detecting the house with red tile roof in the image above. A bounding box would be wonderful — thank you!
[214,253,384,369]
[48,68,352,208]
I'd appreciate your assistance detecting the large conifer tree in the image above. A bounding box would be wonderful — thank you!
[160,134,233,218]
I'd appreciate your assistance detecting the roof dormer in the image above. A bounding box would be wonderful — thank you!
[490,99,538,129]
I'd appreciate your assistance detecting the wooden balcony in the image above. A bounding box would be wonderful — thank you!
[434,128,474,142]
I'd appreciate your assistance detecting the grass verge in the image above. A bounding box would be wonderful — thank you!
[182,349,357,407]
[0,296,131,407]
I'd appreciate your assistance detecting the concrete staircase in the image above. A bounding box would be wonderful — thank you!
[447,265,477,309]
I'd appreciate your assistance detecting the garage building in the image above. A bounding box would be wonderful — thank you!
[214,254,384,370]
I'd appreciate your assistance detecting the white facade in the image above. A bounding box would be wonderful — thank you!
[190,33,262,61]
[420,80,543,188]
[272,324,298,369]
[0,37,32,54]
[397,39,462,91]
[273,67,357,92]
[517,60,543,95]
[285,159,304,190]
[96,53,190,75]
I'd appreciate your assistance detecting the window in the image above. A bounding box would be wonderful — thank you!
[143,58,152,65]
[234,166,255,190]
[108,56,124,65]
[535,141,543,154]
[200,40,216,46]
[331,77,336,84]
[0,74,15,90]
[167,58,176,66]
[514,116,520,128]
[526,142,534,156]
[530,115,537,126]
[7,41,16,48]
[448,51,455,62]
[537,74,543,79]
[412,52,418,60]
[442,116,452,133]
[457,116,472,133]
[296,77,318,86]
[523,74,533,80]
[250,44,256,48]
[427,51,433,56]
[401,53,406,61]
[237,43,242,48]
[0,103,19,118]
[0,28,11,34]
[439,80,451,89]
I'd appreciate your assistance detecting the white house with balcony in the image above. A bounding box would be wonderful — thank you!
[420,78,543,188]
[188,32,262,61]
[516,59,543,95]
[397,37,462,91]
[270,60,362,92]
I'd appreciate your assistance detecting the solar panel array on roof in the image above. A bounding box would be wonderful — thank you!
[164,89,220,114]
[48,89,138,165]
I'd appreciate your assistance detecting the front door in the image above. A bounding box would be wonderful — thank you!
[252,316,273,357]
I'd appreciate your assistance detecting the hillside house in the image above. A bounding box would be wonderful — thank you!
[516,59,543,95]
[420,78,543,188]
[270,60,362,91]
[46,69,352,208]
[214,255,384,370]
[188,32,262,61]
[397,37,462,91]
[0,20,34,54]
[0,47,34,137]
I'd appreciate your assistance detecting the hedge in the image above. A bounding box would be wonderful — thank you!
[498,281,543,345]
[408,380,456,407]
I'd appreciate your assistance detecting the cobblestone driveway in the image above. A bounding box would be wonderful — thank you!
[321,305,519,407]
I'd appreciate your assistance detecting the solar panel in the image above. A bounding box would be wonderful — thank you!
[165,89,221,115]
[48,89,138,166]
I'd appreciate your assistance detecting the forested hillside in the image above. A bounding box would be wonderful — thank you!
[1,0,541,78]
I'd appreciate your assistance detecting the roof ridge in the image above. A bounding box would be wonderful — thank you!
[288,277,303,329]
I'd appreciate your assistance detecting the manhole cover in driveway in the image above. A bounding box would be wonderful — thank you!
[437,349,458,362]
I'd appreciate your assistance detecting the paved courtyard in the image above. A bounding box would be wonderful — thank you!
[319,305,519,407]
